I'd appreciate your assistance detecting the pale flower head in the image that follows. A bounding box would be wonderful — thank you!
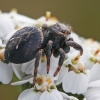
[15,75,67,100]
[82,45,100,69]
[9,9,36,29]
[56,51,90,94]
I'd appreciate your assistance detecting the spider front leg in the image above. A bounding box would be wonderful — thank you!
[66,40,83,55]
[33,50,43,86]
[45,40,53,74]
[54,48,65,77]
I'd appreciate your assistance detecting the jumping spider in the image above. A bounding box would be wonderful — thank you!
[4,23,83,85]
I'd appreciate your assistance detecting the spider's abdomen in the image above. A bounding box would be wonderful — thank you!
[4,27,43,64]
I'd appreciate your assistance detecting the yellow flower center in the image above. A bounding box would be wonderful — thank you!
[36,76,44,85]
[46,78,52,85]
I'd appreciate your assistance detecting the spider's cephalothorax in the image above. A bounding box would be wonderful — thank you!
[41,23,72,56]
[4,23,83,85]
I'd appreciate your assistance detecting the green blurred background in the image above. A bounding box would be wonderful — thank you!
[0,0,100,100]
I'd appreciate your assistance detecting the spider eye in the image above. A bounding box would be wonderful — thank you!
[61,30,71,35]
[61,30,66,33]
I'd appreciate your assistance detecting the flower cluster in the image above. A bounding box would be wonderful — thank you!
[0,9,100,100]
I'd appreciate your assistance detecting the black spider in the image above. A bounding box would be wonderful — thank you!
[4,23,83,85]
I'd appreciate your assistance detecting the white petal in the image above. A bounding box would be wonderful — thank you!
[9,12,36,28]
[70,32,82,45]
[81,49,94,69]
[12,63,24,80]
[88,80,100,87]
[39,90,63,100]
[10,12,36,23]
[11,80,30,86]
[21,59,35,74]
[69,96,79,100]
[62,71,88,94]
[25,62,35,75]
[0,39,2,46]
[85,70,90,81]
[3,30,16,44]
[84,87,100,100]
[11,76,33,85]
[56,65,68,84]
[90,63,100,82]
[60,92,70,100]
[35,16,46,27]
[18,88,41,100]
[0,16,14,39]
[0,62,13,84]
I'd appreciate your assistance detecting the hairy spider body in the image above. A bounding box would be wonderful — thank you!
[4,23,83,85]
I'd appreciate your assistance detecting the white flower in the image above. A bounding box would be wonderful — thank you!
[18,88,41,100]
[39,89,63,100]
[0,60,25,84]
[17,75,64,100]
[18,88,63,100]
[89,63,100,82]
[0,62,13,84]
[2,10,36,29]
[84,63,100,100]
[62,71,89,94]
[0,41,13,84]
[84,87,100,100]
[81,46,100,70]
[57,51,89,94]
[0,13,14,39]
[83,39,99,49]
[81,49,95,69]
[81,39,100,70]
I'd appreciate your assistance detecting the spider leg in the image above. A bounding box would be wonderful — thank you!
[54,48,65,77]
[53,49,60,58]
[2,59,9,64]
[33,50,43,86]
[66,40,83,55]
[45,40,53,74]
